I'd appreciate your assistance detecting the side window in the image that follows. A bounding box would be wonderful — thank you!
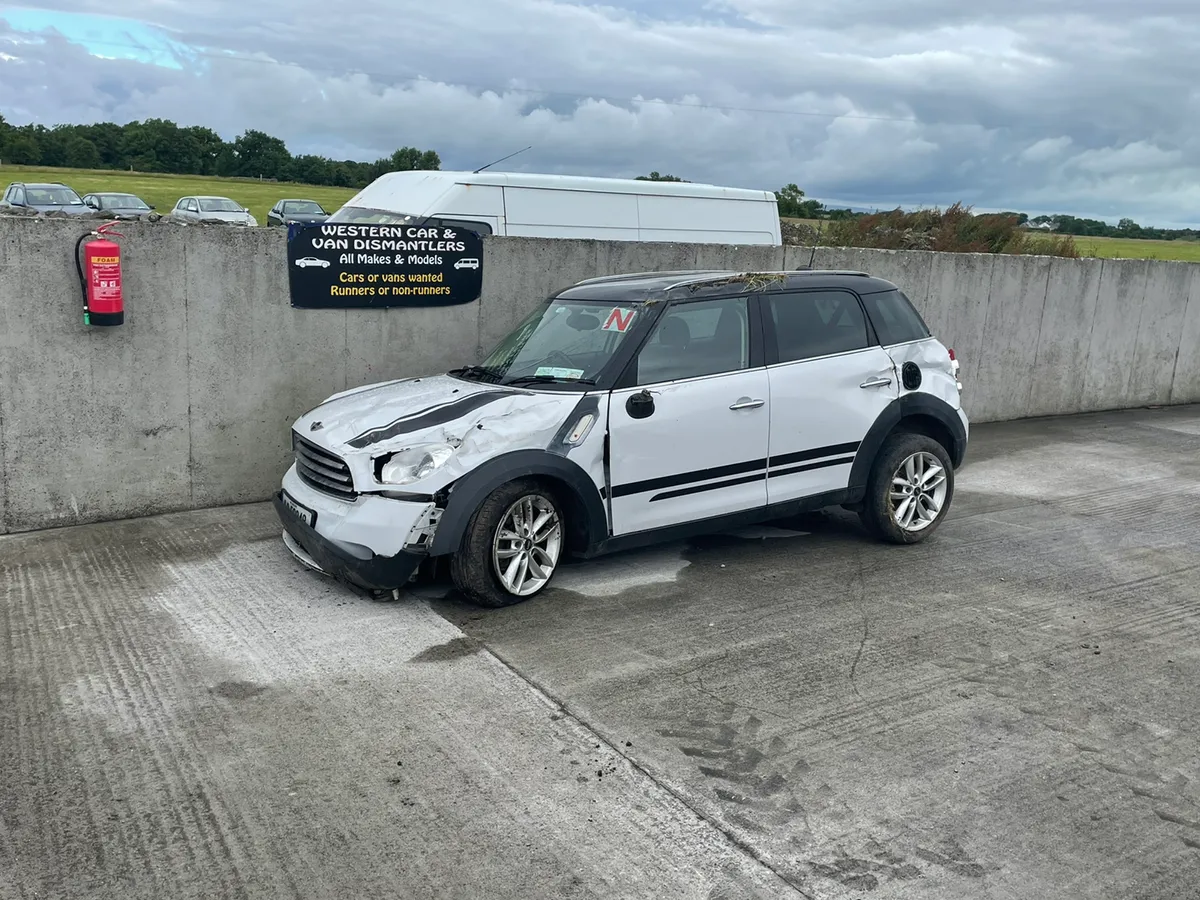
[436,217,493,236]
[13,187,25,205]
[187,200,198,212]
[860,289,931,346]
[635,297,749,385]
[767,290,869,363]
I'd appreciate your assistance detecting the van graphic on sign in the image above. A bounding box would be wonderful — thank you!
[454,258,480,270]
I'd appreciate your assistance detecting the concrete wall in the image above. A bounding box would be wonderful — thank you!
[1,216,1197,534]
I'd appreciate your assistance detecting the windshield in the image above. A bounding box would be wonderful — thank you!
[27,187,83,206]
[284,200,324,214]
[103,194,149,209]
[199,198,244,212]
[325,206,423,226]
[461,300,646,387]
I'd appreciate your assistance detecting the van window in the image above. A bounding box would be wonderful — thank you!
[860,289,931,345]
[434,218,492,236]
[326,207,422,226]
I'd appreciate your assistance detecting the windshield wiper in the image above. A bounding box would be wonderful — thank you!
[504,374,597,386]
[448,365,502,382]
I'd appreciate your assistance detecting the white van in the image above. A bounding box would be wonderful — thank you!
[325,171,782,245]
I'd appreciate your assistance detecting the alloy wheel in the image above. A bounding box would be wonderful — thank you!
[889,451,948,532]
[491,494,563,595]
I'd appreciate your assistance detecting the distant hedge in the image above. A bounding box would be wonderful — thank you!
[783,203,1080,258]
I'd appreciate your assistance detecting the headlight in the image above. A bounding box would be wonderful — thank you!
[376,444,456,485]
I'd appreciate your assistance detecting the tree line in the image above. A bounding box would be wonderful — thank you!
[0,114,440,189]
[1027,214,1198,242]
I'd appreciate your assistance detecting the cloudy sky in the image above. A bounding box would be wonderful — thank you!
[2,1,1199,227]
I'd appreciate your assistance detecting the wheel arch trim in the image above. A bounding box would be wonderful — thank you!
[428,450,609,557]
[848,395,967,501]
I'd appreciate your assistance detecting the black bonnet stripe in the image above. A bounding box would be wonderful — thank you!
[346,391,519,449]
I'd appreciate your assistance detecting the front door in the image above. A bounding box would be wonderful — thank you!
[606,295,770,536]
[761,289,899,504]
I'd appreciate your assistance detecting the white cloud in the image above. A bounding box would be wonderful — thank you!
[3,1,1200,227]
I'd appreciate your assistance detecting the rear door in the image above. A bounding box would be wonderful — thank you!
[606,295,770,535]
[762,289,899,505]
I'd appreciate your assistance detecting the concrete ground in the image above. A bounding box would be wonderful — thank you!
[3,406,1200,900]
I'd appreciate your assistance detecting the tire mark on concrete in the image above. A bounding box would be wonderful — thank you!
[932,642,1200,852]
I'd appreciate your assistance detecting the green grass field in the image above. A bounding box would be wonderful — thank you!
[1067,235,1200,262]
[0,164,360,227]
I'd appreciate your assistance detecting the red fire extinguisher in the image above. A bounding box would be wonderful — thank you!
[75,222,125,326]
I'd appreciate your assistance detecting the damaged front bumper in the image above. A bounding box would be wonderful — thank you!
[273,464,442,593]
[273,492,427,592]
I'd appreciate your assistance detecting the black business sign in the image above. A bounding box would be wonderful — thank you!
[287,222,483,308]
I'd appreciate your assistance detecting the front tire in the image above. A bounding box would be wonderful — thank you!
[858,432,954,544]
[449,479,565,607]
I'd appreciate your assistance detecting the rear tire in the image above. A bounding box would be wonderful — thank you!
[858,432,954,544]
[449,479,565,607]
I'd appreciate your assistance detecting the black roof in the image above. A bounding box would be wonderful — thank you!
[554,268,900,303]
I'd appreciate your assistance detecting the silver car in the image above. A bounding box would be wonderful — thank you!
[171,195,258,226]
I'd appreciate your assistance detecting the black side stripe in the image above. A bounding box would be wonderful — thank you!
[346,391,518,449]
[767,455,856,479]
[611,441,861,500]
[651,472,765,503]
[768,441,860,468]
[649,455,856,502]
[610,457,768,499]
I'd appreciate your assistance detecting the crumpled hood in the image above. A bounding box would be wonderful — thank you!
[293,375,587,488]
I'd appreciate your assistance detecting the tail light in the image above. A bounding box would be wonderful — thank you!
[948,348,962,391]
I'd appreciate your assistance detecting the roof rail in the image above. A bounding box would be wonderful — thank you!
[570,269,734,287]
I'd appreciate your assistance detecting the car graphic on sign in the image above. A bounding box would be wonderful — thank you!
[295,257,330,268]
[454,258,480,270]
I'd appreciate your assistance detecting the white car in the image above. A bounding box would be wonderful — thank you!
[295,257,331,268]
[274,268,969,607]
[454,258,480,270]
[172,195,257,226]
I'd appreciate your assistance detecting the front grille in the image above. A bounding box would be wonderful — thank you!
[293,433,357,499]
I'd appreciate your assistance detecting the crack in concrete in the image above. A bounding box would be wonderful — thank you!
[849,613,869,681]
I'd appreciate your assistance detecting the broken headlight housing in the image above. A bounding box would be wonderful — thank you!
[375,444,456,486]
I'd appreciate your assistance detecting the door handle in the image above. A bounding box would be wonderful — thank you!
[729,397,765,410]
[860,378,892,389]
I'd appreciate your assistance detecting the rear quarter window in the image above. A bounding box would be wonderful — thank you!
[861,289,931,345]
